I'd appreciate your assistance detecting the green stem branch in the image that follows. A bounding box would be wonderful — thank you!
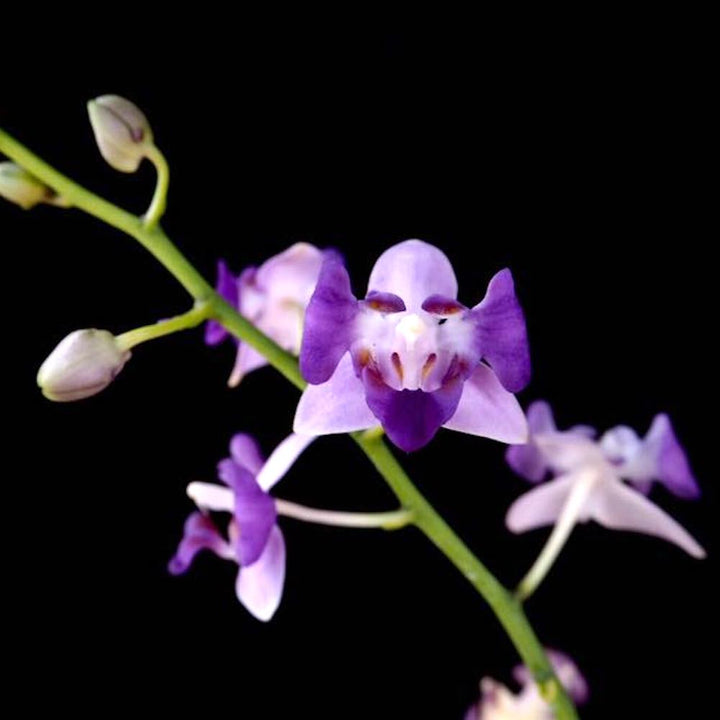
[0,126,578,720]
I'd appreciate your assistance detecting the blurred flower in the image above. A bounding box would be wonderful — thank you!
[169,433,313,621]
[295,239,530,452]
[0,162,53,209]
[87,95,154,172]
[465,650,587,720]
[36,329,130,402]
[206,242,324,385]
[505,401,705,557]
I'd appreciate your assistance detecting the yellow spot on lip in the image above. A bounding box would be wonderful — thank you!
[396,313,426,343]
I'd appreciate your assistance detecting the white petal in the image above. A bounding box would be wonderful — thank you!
[186,482,234,512]
[293,354,379,435]
[589,480,706,558]
[257,433,315,491]
[235,525,287,621]
[443,364,528,443]
[505,474,577,533]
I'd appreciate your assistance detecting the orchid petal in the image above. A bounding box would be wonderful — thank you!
[254,242,324,304]
[228,343,268,387]
[217,459,277,566]
[366,239,458,311]
[235,525,286,622]
[294,355,379,435]
[300,251,359,384]
[363,291,406,313]
[186,481,234,513]
[471,268,530,392]
[534,432,605,473]
[257,433,315,491]
[443,364,528,444]
[505,474,578,533]
[505,400,557,482]
[168,512,232,574]
[589,480,706,558]
[204,260,237,346]
[229,433,265,475]
[361,367,464,452]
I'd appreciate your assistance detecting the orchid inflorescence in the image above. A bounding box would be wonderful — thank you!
[2,95,706,720]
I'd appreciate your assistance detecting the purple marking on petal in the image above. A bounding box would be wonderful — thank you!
[363,290,406,313]
[229,433,265,475]
[506,400,557,482]
[471,268,531,393]
[646,414,700,499]
[168,512,229,575]
[361,366,464,452]
[205,260,238,346]
[217,459,277,567]
[366,240,458,311]
[299,250,359,384]
[421,294,467,316]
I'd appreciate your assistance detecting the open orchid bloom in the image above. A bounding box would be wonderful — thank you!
[294,239,531,452]
[505,401,705,558]
[169,432,314,621]
[206,243,324,386]
[465,650,588,720]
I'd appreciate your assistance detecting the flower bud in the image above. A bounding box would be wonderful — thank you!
[37,329,131,402]
[0,162,51,209]
[87,95,154,173]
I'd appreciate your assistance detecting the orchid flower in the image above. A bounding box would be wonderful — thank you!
[294,239,531,452]
[506,401,705,599]
[206,242,324,385]
[465,651,588,720]
[169,432,314,621]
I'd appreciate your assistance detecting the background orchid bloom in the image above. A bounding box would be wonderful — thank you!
[505,401,705,558]
[169,432,313,621]
[205,243,324,385]
[294,239,531,452]
[465,650,588,719]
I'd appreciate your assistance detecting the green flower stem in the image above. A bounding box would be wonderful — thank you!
[143,144,170,229]
[0,127,578,720]
[115,302,213,351]
[275,499,413,529]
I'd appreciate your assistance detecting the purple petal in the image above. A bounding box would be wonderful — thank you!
[505,400,557,482]
[217,459,277,567]
[471,268,530,393]
[361,366,464,452]
[294,355,379,435]
[362,291,406,313]
[168,512,231,575]
[505,474,576,533]
[257,433,315,491]
[643,414,700,499]
[443,364,528,444]
[366,240,458,311]
[589,479,706,558]
[228,343,268,387]
[205,260,238,346]
[299,250,359,384]
[235,525,286,622]
[229,433,265,475]
[253,242,324,304]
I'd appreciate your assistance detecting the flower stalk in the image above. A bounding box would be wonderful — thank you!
[0,126,578,720]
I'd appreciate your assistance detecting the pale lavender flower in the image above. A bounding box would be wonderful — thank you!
[465,650,587,720]
[206,242,324,386]
[294,239,530,452]
[505,401,705,558]
[169,432,313,621]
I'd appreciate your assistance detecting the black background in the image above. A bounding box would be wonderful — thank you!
[2,20,715,719]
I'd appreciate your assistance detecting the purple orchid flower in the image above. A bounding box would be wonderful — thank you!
[505,401,705,558]
[206,242,324,386]
[294,239,531,452]
[169,432,314,621]
[465,650,588,720]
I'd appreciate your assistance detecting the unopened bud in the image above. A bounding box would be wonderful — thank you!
[0,162,51,209]
[87,95,154,172]
[37,329,131,402]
